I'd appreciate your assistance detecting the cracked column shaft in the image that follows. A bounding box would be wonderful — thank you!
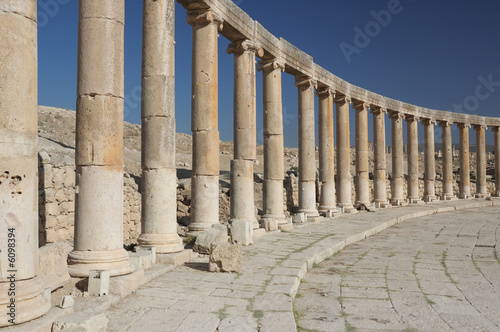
[458,123,471,198]
[474,125,488,197]
[494,127,500,197]
[371,107,387,205]
[353,101,370,206]
[335,96,353,209]
[407,116,420,202]
[318,88,336,213]
[390,112,405,204]
[440,121,454,200]
[423,119,437,201]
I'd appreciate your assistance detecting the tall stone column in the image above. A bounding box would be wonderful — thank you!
[69,0,134,277]
[406,116,420,202]
[335,96,354,211]
[317,88,337,214]
[0,1,51,325]
[423,119,437,201]
[227,40,263,240]
[440,121,455,200]
[137,0,182,253]
[371,107,387,207]
[258,59,287,228]
[353,101,370,206]
[390,112,405,204]
[187,10,222,233]
[296,77,319,218]
[458,123,471,198]
[493,127,500,197]
[474,125,488,197]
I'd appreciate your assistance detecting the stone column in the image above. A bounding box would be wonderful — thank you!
[406,116,420,202]
[317,88,336,214]
[458,123,471,198]
[69,0,134,277]
[390,112,405,204]
[258,59,287,228]
[353,101,370,206]
[137,0,183,253]
[227,40,263,241]
[440,121,455,200]
[493,127,500,197]
[371,107,387,207]
[296,77,319,218]
[423,119,437,201]
[187,10,223,233]
[335,96,354,211]
[474,125,488,197]
[0,1,51,326]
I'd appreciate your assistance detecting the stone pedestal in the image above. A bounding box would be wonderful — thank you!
[423,119,437,201]
[390,112,405,204]
[187,10,222,233]
[0,1,51,326]
[371,107,388,206]
[296,77,319,218]
[68,0,134,277]
[227,40,263,234]
[458,123,471,198]
[407,116,420,202]
[440,121,455,200]
[137,0,183,253]
[335,96,354,210]
[258,59,287,228]
[474,125,488,197]
[317,88,337,213]
[493,127,500,197]
[353,101,370,206]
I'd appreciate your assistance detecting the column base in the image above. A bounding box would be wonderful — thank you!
[390,198,406,206]
[373,201,390,208]
[297,208,320,218]
[423,195,438,202]
[407,198,424,204]
[337,204,358,214]
[188,221,218,234]
[459,193,472,199]
[0,276,50,327]
[442,194,458,201]
[137,233,183,254]
[230,219,253,246]
[474,193,490,198]
[68,248,135,277]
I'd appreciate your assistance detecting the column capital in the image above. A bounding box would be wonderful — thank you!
[388,111,405,120]
[257,58,285,72]
[405,115,420,123]
[227,39,264,57]
[334,94,351,105]
[473,124,488,131]
[439,120,454,128]
[370,105,387,115]
[492,126,500,133]
[421,118,437,126]
[457,123,471,129]
[316,87,335,98]
[187,9,223,30]
[352,99,369,111]
[295,76,317,89]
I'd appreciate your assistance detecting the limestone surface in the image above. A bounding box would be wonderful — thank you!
[209,243,242,273]
[193,224,229,255]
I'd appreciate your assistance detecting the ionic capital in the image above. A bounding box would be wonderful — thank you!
[405,115,420,123]
[492,126,500,133]
[439,120,454,128]
[187,10,223,30]
[370,105,387,115]
[316,87,335,98]
[421,118,437,126]
[352,99,369,111]
[334,95,351,105]
[457,123,471,129]
[473,124,488,131]
[388,111,405,120]
[295,76,317,89]
[227,40,264,58]
[257,58,285,72]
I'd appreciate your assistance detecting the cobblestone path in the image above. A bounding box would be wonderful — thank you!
[295,207,500,332]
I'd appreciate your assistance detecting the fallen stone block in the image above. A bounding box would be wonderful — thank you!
[38,243,72,291]
[231,220,253,246]
[52,312,108,332]
[58,295,74,309]
[209,243,242,273]
[193,224,228,255]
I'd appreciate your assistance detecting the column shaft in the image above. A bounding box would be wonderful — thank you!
[138,0,182,253]
[335,97,353,209]
[296,77,319,217]
[228,40,263,231]
[187,10,222,232]
[0,1,51,325]
[317,88,336,213]
[390,112,405,204]
[440,121,454,200]
[494,127,500,197]
[69,0,133,277]
[371,108,387,205]
[474,125,488,197]
[353,101,370,206]
[407,116,420,201]
[258,59,287,226]
[458,124,471,198]
[423,119,437,201]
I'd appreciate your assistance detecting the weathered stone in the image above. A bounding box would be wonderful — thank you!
[53,312,108,332]
[193,224,228,254]
[209,243,242,273]
[58,295,75,309]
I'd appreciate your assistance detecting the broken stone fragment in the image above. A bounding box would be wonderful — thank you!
[209,243,242,273]
[192,224,228,255]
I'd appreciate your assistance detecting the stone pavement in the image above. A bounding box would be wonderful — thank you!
[295,206,500,332]
[104,199,499,331]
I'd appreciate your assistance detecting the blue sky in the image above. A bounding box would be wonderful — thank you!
[38,0,500,147]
